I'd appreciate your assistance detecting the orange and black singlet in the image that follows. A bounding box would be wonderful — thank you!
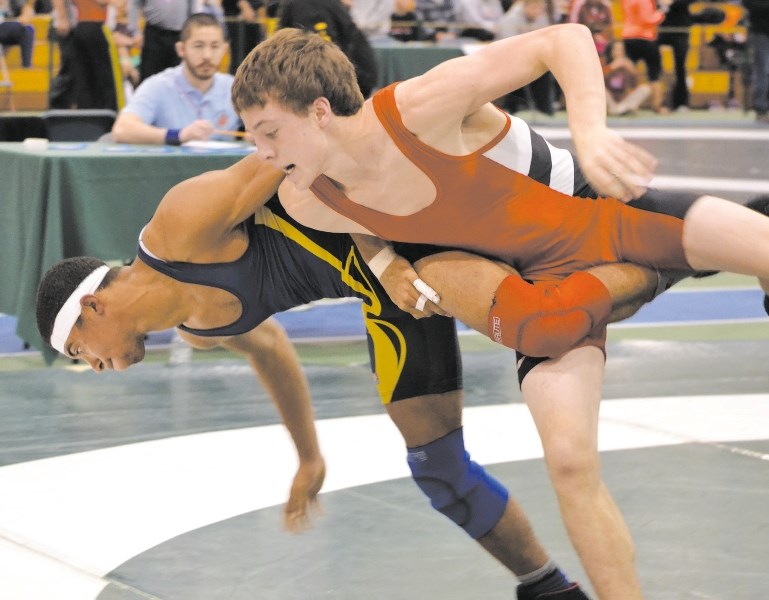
[310,83,690,283]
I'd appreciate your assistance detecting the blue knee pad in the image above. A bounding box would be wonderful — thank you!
[407,427,509,539]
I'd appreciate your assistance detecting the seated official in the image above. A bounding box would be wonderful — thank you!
[111,12,240,145]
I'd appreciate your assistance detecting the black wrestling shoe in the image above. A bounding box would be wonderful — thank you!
[764,294,769,317]
[517,583,591,600]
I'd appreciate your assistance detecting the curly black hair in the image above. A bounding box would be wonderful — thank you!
[35,257,115,346]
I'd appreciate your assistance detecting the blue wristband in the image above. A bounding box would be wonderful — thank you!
[165,129,181,146]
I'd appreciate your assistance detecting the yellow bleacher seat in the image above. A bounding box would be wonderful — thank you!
[689,70,730,94]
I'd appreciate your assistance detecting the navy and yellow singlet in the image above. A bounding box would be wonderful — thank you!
[136,196,461,405]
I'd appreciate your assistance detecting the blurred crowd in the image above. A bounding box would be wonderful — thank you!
[3,0,765,125]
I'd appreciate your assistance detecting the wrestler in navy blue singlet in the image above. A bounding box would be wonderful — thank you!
[136,196,461,404]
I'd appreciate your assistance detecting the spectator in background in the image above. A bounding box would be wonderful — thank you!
[129,0,188,82]
[223,0,264,74]
[496,0,554,114]
[129,0,224,83]
[277,0,378,98]
[415,0,501,41]
[200,0,224,22]
[744,0,769,123]
[349,0,395,41]
[569,0,613,59]
[50,0,122,110]
[604,39,652,115]
[111,13,240,144]
[657,0,693,111]
[706,9,747,111]
[620,0,671,113]
[0,0,35,68]
[415,0,457,42]
[390,0,419,41]
[454,0,503,41]
[129,0,189,82]
[108,0,142,95]
[497,0,549,38]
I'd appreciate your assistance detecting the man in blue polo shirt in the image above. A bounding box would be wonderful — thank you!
[111,12,241,145]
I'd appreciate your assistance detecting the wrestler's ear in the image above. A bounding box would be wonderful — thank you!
[311,97,333,127]
[80,294,106,316]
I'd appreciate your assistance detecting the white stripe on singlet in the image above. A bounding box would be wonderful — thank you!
[483,115,576,195]
[138,226,163,261]
[482,115,533,175]
[546,141,576,195]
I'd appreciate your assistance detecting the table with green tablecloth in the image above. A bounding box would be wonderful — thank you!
[373,42,469,89]
[0,141,254,359]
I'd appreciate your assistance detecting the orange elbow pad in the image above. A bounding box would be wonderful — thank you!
[487,272,612,357]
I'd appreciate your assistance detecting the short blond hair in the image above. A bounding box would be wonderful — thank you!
[232,28,364,116]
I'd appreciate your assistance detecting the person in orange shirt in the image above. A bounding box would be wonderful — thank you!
[620,0,671,113]
[50,0,122,109]
[231,24,769,599]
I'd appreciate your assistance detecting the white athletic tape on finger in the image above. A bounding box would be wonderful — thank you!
[413,278,440,304]
[415,294,428,312]
[368,246,398,279]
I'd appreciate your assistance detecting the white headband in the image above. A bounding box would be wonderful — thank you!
[50,265,110,355]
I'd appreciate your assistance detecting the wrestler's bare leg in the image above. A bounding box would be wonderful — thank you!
[522,347,641,600]
[413,252,660,332]
[386,392,551,577]
[410,256,663,599]
[684,196,769,278]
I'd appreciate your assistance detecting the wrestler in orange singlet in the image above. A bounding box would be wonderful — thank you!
[233,25,769,600]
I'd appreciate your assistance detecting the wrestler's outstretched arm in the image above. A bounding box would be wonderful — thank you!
[398,23,656,201]
[178,320,325,534]
[224,322,325,533]
[145,155,322,532]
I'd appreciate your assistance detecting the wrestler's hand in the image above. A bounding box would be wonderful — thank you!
[283,455,325,533]
[380,255,448,318]
[573,126,657,202]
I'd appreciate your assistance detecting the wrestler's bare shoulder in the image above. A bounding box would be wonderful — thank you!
[147,154,283,258]
[279,180,374,235]
[395,75,468,143]
[394,77,506,154]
